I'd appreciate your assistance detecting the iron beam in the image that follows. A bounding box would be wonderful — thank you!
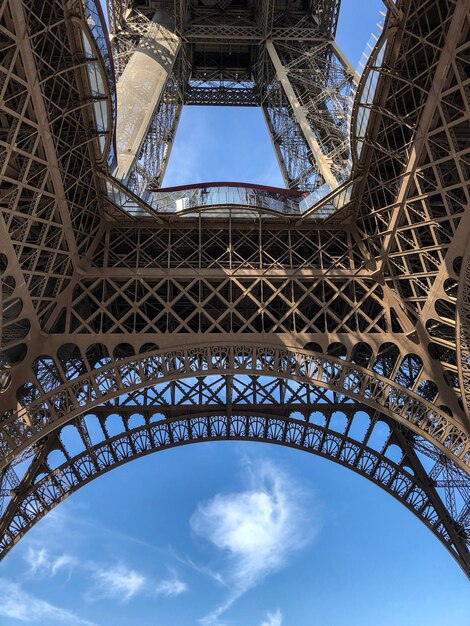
[265,39,339,191]
[115,11,180,179]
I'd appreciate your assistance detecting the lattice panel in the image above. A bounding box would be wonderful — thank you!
[0,0,109,330]
[24,0,104,254]
[1,409,467,570]
[91,222,362,270]
[61,277,389,335]
[352,0,470,425]
[0,6,73,323]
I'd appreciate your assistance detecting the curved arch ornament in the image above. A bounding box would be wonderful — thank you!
[0,407,469,573]
[458,243,470,417]
[0,344,469,574]
[2,345,469,471]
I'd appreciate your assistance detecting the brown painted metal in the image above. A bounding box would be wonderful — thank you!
[0,0,470,576]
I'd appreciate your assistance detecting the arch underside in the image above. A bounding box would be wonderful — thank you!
[1,0,470,583]
[3,346,469,471]
[1,403,469,573]
[1,345,469,574]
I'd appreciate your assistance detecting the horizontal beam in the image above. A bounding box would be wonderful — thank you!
[183,26,325,43]
[79,267,373,279]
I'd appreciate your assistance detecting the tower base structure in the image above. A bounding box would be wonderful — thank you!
[0,0,469,576]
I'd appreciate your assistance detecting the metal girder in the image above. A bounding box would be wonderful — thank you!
[259,36,355,191]
[258,0,275,38]
[377,0,469,267]
[331,40,361,87]
[1,0,470,577]
[261,103,293,187]
[128,77,182,195]
[185,86,258,107]
[183,26,326,43]
[266,39,339,191]
[9,0,80,265]
[115,11,180,179]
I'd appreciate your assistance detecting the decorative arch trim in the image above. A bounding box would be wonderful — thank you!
[2,344,469,471]
[1,410,469,574]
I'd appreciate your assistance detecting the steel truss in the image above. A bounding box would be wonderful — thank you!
[1,409,468,571]
[259,38,355,191]
[109,0,354,190]
[1,0,470,576]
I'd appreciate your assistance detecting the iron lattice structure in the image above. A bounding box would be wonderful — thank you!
[0,0,470,577]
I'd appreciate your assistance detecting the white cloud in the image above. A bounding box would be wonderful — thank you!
[51,554,75,576]
[24,547,74,579]
[155,570,188,597]
[0,578,98,626]
[25,547,48,575]
[23,543,184,607]
[190,459,317,624]
[173,553,225,587]
[90,563,146,603]
[261,609,283,626]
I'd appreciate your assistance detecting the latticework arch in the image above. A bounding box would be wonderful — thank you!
[1,405,468,573]
[1,0,470,581]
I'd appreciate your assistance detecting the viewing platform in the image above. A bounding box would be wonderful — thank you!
[146,182,306,216]
[104,178,354,220]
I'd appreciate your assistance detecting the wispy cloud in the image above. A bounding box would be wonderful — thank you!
[25,547,49,575]
[261,609,283,626]
[90,563,146,603]
[0,578,98,626]
[23,539,147,605]
[22,544,146,604]
[190,459,317,624]
[24,547,74,579]
[22,541,185,607]
[172,552,225,586]
[155,570,188,597]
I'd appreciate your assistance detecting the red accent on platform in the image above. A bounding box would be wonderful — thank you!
[148,181,307,196]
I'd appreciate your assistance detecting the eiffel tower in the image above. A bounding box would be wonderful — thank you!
[1,0,470,576]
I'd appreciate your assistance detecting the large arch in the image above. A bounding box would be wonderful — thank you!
[0,343,469,575]
[1,405,468,573]
[3,344,469,471]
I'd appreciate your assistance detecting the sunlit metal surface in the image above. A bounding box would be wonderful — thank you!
[0,0,469,577]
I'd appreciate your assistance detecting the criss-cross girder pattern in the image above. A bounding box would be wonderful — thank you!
[0,0,470,575]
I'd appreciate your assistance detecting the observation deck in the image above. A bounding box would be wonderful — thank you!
[104,178,354,220]
[147,182,305,215]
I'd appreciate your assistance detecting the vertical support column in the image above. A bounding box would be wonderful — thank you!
[261,105,291,188]
[115,12,180,180]
[156,101,182,185]
[265,39,339,191]
[330,40,361,87]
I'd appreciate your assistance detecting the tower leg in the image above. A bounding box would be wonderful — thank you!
[115,11,180,180]
[265,39,339,192]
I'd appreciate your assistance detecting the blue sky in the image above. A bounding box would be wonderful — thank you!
[1,444,470,626]
[163,0,385,187]
[2,2,470,626]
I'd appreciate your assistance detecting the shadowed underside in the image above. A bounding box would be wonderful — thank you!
[0,0,470,576]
